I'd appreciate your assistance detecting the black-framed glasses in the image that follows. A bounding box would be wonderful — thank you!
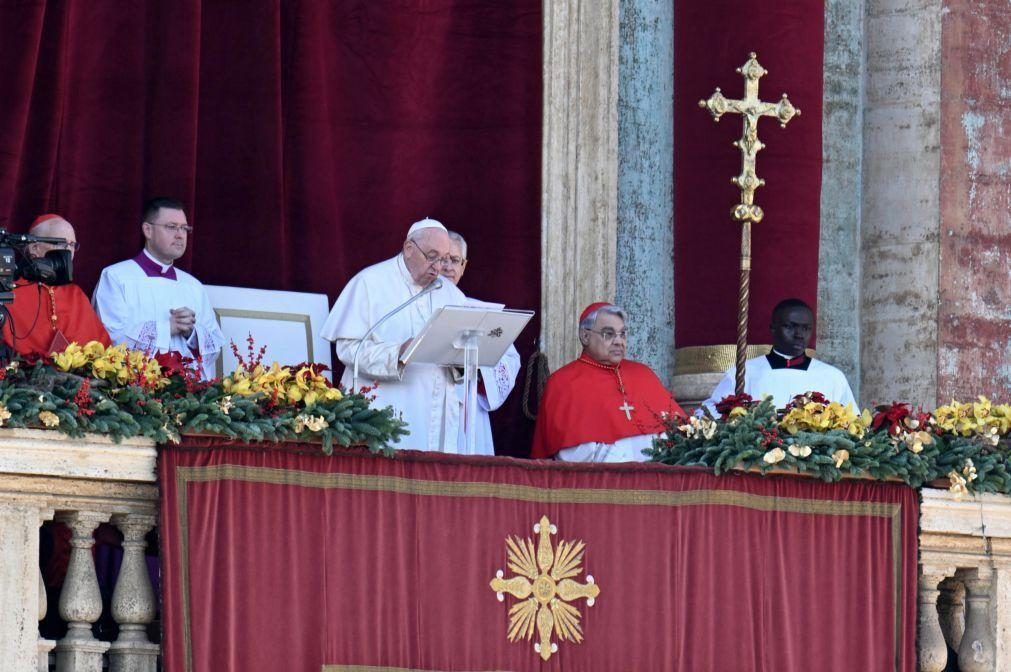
[585,328,628,342]
[146,221,193,234]
[50,240,81,252]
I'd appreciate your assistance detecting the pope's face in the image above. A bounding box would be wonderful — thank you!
[581,311,626,366]
[143,207,189,264]
[770,306,813,357]
[403,229,453,286]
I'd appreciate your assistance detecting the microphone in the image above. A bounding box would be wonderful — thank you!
[352,278,443,391]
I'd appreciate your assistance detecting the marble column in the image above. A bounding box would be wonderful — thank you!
[541,0,620,370]
[816,0,865,402]
[615,0,675,383]
[860,0,942,408]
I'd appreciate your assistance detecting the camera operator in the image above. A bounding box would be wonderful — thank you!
[2,214,111,356]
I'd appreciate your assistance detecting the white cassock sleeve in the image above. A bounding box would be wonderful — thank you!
[321,270,406,382]
[187,285,225,380]
[478,344,521,411]
[93,267,172,353]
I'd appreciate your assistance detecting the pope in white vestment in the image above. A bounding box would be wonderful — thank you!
[321,219,470,452]
[92,199,225,380]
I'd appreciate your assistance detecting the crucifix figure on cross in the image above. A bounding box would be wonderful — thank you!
[698,52,800,395]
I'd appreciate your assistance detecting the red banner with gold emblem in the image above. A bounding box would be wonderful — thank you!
[160,439,917,671]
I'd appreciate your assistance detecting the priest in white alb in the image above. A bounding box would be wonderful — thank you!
[443,230,521,455]
[701,298,857,416]
[92,197,225,380]
[320,218,470,452]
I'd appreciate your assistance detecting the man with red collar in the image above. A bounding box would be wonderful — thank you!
[702,298,856,416]
[531,302,685,461]
[92,197,224,379]
[3,214,111,356]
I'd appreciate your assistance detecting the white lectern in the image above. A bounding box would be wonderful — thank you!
[402,305,533,454]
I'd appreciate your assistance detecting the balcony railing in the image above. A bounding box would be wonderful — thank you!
[1,429,1009,671]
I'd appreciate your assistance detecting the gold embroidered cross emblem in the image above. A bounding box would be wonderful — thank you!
[489,515,600,662]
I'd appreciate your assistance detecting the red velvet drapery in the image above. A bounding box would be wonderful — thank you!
[0,1,542,453]
[673,1,824,348]
[161,440,918,672]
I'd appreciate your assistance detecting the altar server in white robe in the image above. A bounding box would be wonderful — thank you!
[442,230,521,455]
[702,298,856,416]
[93,197,225,380]
[321,218,470,452]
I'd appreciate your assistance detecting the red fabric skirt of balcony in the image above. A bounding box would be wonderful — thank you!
[159,440,917,671]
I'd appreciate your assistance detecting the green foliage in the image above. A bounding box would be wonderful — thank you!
[0,359,407,454]
[646,397,1011,494]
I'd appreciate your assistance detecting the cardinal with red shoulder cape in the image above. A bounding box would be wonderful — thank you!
[2,215,111,357]
[531,302,685,462]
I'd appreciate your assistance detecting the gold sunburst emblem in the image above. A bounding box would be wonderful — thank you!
[489,515,600,661]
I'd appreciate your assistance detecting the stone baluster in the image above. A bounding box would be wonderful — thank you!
[918,567,952,672]
[957,568,995,672]
[109,513,159,672]
[39,566,56,672]
[937,577,965,654]
[38,510,57,672]
[54,511,111,672]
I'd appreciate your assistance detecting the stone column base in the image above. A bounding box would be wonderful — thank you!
[55,639,110,672]
[110,640,160,672]
[670,373,723,409]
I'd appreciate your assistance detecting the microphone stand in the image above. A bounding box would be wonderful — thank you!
[351,278,443,392]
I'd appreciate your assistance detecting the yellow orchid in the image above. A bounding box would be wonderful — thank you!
[832,449,850,468]
[788,445,812,458]
[0,405,11,427]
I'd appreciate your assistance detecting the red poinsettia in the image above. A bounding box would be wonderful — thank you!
[785,391,830,410]
[871,402,932,436]
[715,393,755,416]
[154,351,189,377]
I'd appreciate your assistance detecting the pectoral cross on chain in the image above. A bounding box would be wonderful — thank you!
[618,400,635,421]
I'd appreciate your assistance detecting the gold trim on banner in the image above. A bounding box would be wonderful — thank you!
[489,515,600,662]
[174,465,908,672]
[212,308,314,379]
[322,667,514,672]
[674,344,816,375]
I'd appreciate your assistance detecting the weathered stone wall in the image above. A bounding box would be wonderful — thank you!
[860,0,943,408]
[937,0,1011,402]
[616,0,674,382]
[818,0,866,402]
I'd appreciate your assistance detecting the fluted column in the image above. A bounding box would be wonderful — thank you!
[109,513,159,672]
[938,577,965,654]
[55,511,111,672]
[918,568,952,672]
[958,568,995,672]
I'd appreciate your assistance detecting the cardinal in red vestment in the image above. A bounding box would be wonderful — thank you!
[531,302,685,461]
[1,214,111,357]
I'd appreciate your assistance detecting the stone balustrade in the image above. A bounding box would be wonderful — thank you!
[919,486,1011,671]
[4,428,1011,671]
[0,429,158,672]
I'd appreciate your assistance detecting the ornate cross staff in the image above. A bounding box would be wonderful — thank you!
[699,52,800,395]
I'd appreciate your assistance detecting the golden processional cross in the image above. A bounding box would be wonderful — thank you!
[699,52,800,395]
